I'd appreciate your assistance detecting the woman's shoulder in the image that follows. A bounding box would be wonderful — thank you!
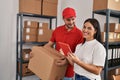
[94,40,105,50]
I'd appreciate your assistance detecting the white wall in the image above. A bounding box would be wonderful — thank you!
[0,1,92,80]
[0,0,18,80]
[57,0,93,30]
[58,0,119,31]
[0,0,119,80]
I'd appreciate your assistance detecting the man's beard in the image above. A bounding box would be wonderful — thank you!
[66,24,74,29]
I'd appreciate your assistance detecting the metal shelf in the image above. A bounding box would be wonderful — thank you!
[93,9,120,18]
[16,13,57,80]
[18,13,57,18]
[103,42,120,48]
[18,42,48,46]
[93,9,120,80]
[17,58,29,63]
[108,65,120,71]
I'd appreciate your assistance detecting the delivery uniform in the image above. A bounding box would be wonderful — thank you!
[50,25,83,78]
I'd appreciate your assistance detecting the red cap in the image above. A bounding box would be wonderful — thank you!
[62,7,76,19]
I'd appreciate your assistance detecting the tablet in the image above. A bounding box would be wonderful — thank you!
[58,42,72,56]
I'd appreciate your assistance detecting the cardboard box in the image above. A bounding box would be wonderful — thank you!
[104,23,120,32]
[23,28,38,35]
[108,68,120,80]
[28,46,67,80]
[23,34,37,42]
[37,29,53,42]
[22,49,31,61]
[43,0,58,3]
[101,32,116,42]
[93,0,120,11]
[39,22,49,29]
[24,21,39,28]
[116,68,120,75]
[116,32,120,42]
[19,0,42,14]
[18,62,34,76]
[108,69,116,80]
[42,0,58,16]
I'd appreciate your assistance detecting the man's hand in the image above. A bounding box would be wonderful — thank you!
[55,56,68,66]
[29,51,33,59]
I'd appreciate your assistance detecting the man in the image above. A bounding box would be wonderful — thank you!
[44,7,83,80]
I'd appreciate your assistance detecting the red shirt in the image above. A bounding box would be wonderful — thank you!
[50,25,83,77]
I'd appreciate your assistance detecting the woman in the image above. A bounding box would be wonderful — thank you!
[67,18,106,80]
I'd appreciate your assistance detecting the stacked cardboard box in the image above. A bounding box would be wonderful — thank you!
[104,23,120,32]
[19,0,58,16]
[108,68,120,80]
[23,21,53,42]
[93,0,120,11]
[101,23,120,42]
[28,46,67,80]
[19,0,42,15]
[18,62,34,76]
[22,49,31,61]
[42,0,58,16]
[101,32,116,42]
[23,21,39,42]
[37,22,53,42]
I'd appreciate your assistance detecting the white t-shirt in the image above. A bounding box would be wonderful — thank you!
[74,39,106,80]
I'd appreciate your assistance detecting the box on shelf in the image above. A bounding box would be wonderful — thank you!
[23,28,38,35]
[37,22,52,42]
[24,21,39,29]
[116,32,120,42]
[39,22,49,29]
[18,62,34,76]
[37,29,53,42]
[108,69,116,80]
[104,23,120,32]
[28,46,67,80]
[108,68,120,80]
[93,0,120,11]
[19,0,58,16]
[22,49,31,61]
[101,32,116,42]
[23,34,37,42]
[19,0,42,14]
[42,0,58,16]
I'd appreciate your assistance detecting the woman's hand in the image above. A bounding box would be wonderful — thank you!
[67,53,80,64]
[68,53,103,75]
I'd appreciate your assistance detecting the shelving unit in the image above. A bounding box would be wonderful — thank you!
[16,13,57,80]
[92,9,120,80]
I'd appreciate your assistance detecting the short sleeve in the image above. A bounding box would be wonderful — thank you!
[93,44,106,67]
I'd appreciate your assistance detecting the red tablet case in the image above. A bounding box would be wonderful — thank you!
[58,42,72,56]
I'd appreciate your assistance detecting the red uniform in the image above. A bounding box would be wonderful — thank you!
[50,25,83,77]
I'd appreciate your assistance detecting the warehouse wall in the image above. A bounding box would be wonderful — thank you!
[0,1,92,80]
[0,0,92,80]
[0,0,18,80]
[0,0,119,80]
[57,0,93,30]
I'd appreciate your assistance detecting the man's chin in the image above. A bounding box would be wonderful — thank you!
[67,26,74,29]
